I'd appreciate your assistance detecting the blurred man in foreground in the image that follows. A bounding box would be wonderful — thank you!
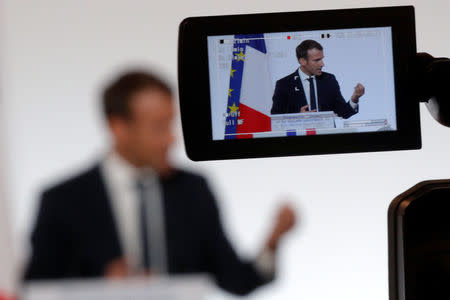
[24,71,295,295]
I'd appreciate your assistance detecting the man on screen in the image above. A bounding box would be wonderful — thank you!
[271,40,365,118]
[24,70,296,296]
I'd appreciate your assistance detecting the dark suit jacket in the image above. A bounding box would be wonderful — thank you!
[271,70,358,119]
[24,165,268,295]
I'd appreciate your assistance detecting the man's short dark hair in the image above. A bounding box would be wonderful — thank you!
[102,70,172,119]
[296,40,323,60]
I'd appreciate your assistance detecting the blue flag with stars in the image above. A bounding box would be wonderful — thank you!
[224,34,267,139]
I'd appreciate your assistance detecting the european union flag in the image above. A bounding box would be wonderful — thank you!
[224,33,267,139]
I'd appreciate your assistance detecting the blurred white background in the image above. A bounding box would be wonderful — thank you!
[1,0,450,299]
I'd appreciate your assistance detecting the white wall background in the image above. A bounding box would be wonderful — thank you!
[2,0,450,299]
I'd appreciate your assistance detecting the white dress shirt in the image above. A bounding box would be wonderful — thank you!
[298,68,319,110]
[101,151,167,274]
[100,151,275,278]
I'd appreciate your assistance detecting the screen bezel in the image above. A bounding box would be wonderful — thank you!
[178,6,420,161]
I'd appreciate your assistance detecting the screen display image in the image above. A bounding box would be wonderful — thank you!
[207,27,396,140]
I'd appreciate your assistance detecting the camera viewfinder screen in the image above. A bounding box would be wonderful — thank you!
[207,27,396,140]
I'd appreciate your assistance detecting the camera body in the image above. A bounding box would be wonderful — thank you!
[178,6,421,161]
[389,180,450,300]
[415,53,450,126]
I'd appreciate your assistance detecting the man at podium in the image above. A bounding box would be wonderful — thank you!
[24,71,296,296]
[271,40,365,119]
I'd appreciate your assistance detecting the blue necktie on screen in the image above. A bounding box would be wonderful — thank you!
[307,77,317,111]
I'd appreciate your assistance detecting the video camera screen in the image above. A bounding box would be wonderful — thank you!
[208,27,396,140]
[178,6,420,160]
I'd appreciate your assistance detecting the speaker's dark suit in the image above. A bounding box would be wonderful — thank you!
[24,165,268,295]
[271,70,357,119]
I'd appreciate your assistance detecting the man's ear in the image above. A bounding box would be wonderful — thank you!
[107,116,129,143]
[299,57,307,66]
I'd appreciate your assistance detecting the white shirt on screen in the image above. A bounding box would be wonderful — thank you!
[297,68,358,111]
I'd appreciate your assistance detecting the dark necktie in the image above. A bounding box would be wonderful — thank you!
[307,77,317,111]
[136,179,151,270]
[136,177,167,273]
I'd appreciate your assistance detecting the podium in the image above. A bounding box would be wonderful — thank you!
[21,275,212,300]
[270,111,336,131]
[266,112,391,137]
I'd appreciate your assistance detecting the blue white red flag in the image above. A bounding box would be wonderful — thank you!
[224,34,273,139]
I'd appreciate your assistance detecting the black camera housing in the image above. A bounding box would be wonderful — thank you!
[178,6,421,161]
[388,180,450,300]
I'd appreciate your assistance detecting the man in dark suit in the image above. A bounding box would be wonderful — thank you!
[271,40,365,118]
[24,71,296,296]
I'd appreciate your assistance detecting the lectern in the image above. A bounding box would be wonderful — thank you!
[21,275,212,300]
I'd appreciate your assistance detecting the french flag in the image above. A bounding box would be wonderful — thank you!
[224,34,273,139]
